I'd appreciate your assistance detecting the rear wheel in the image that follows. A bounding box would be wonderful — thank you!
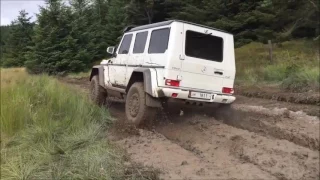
[90,75,106,106]
[125,82,156,126]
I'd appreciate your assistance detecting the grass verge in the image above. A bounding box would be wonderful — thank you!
[1,68,158,179]
[236,40,319,92]
[67,71,91,79]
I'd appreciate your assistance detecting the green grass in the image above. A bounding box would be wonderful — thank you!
[67,71,91,79]
[0,69,133,179]
[235,40,320,92]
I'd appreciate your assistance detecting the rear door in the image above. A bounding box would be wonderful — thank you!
[180,24,227,93]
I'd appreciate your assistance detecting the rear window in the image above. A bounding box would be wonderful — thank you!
[148,28,170,54]
[133,31,148,54]
[185,30,223,62]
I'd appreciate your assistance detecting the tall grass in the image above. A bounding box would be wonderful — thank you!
[67,71,91,79]
[0,69,126,179]
[235,40,320,92]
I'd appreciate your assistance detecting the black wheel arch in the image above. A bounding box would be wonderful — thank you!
[126,68,153,96]
[90,65,105,87]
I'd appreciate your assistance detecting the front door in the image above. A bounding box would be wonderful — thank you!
[125,31,149,86]
[109,34,133,87]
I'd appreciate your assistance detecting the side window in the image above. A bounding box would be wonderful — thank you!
[118,34,133,54]
[148,28,170,54]
[133,31,148,54]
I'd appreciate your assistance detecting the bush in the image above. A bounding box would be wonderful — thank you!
[281,67,320,92]
[263,64,288,82]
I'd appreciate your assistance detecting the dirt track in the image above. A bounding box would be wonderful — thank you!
[62,77,320,180]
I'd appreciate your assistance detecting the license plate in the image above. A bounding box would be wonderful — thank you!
[189,91,212,100]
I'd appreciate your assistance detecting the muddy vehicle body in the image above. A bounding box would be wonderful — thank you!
[90,20,236,125]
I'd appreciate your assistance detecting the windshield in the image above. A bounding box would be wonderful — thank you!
[185,30,223,62]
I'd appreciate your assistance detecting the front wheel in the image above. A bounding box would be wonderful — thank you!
[125,82,156,126]
[90,75,107,106]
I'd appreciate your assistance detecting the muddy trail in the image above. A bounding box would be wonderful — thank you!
[61,77,320,180]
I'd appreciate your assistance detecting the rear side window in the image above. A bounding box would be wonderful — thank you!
[185,30,223,62]
[133,31,148,54]
[148,28,170,54]
[118,34,133,54]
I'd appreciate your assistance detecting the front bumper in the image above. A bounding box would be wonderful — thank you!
[160,88,236,104]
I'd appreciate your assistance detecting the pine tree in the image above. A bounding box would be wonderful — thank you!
[105,0,129,47]
[163,0,207,23]
[25,0,85,74]
[2,10,34,67]
[69,0,92,64]
[0,25,13,66]
[87,0,110,61]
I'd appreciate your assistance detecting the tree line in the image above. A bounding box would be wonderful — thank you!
[1,0,319,74]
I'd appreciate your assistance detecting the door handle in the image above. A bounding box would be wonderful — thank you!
[214,71,223,75]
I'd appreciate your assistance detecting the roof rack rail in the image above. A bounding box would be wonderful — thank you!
[127,20,231,34]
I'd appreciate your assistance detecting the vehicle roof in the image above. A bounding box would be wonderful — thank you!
[127,20,232,35]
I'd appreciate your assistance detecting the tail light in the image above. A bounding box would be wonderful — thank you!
[171,93,178,98]
[222,87,234,94]
[165,79,180,87]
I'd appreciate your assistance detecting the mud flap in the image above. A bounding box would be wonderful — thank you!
[146,93,162,107]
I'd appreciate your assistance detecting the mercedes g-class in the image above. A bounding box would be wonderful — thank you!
[90,20,236,126]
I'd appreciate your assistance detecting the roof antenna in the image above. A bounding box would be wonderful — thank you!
[204,30,212,35]
[123,25,136,33]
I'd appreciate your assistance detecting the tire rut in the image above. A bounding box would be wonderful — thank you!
[156,116,319,180]
[212,104,320,151]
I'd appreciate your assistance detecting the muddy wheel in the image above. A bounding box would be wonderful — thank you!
[90,75,106,106]
[125,82,156,126]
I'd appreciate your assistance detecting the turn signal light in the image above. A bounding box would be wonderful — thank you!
[222,87,234,94]
[165,79,180,87]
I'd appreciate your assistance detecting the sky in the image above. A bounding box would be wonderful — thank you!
[1,0,46,26]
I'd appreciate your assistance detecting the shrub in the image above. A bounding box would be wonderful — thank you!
[281,67,320,92]
[263,64,288,82]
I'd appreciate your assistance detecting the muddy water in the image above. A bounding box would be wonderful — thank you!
[61,77,320,180]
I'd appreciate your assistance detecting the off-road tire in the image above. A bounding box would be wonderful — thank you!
[125,82,156,126]
[90,75,106,106]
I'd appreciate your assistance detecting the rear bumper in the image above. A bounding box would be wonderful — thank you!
[159,88,236,104]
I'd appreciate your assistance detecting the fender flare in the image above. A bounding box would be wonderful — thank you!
[127,68,161,107]
[90,65,105,87]
[126,68,153,95]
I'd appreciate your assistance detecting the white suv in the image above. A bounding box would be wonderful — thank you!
[90,20,236,125]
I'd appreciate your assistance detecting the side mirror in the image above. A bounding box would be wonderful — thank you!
[106,46,115,55]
